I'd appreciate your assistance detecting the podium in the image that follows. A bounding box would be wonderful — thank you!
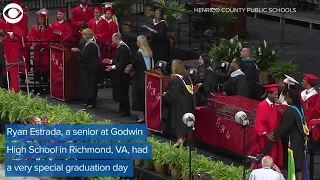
[145,70,171,132]
[49,44,79,101]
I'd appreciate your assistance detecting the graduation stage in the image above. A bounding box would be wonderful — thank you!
[6,2,320,179]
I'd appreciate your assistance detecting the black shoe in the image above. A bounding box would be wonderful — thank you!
[119,111,130,117]
[83,104,89,107]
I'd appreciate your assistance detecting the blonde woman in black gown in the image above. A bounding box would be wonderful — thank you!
[125,35,153,122]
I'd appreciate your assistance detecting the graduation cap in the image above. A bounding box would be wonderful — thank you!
[303,73,319,84]
[102,2,114,8]
[104,7,115,15]
[94,6,102,12]
[283,74,299,86]
[264,84,279,93]
[36,8,49,25]
[57,8,66,14]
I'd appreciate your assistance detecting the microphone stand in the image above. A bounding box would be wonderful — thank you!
[242,120,249,180]
[275,4,296,47]
[188,125,195,180]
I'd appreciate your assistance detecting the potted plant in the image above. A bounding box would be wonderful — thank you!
[208,35,246,63]
[114,0,135,33]
[166,144,188,179]
[150,138,169,174]
[267,60,297,84]
[252,40,278,84]
[151,0,186,41]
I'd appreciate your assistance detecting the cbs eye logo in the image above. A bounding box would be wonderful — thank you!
[2,3,24,24]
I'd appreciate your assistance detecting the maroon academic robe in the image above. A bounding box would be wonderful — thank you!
[301,88,319,123]
[4,22,25,92]
[28,25,53,72]
[253,99,283,168]
[0,19,5,30]
[106,20,118,59]
[51,20,74,46]
[71,5,94,40]
[87,18,109,64]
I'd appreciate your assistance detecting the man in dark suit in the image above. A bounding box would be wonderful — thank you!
[240,47,258,99]
[104,33,131,116]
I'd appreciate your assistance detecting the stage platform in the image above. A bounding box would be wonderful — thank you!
[247,1,320,29]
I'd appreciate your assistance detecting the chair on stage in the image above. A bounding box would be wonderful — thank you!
[188,68,198,84]
[5,55,30,95]
[214,62,230,92]
[154,61,168,74]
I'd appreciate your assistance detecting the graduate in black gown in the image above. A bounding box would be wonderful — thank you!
[142,8,167,63]
[71,28,100,108]
[163,60,195,147]
[105,33,131,116]
[195,54,216,106]
[223,58,249,97]
[125,35,154,122]
[262,88,308,180]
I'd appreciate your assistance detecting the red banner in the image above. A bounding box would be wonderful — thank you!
[50,48,64,100]
[194,107,255,156]
[145,74,162,132]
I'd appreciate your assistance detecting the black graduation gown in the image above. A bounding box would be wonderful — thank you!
[0,42,5,88]
[131,51,153,112]
[163,76,195,137]
[240,60,258,99]
[111,43,131,104]
[262,107,306,172]
[78,41,99,102]
[195,67,216,106]
[224,74,249,97]
[151,20,167,63]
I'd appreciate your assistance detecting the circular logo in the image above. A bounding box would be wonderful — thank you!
[3,3,23,24]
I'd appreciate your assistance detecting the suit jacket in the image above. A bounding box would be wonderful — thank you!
[111,42,131,86]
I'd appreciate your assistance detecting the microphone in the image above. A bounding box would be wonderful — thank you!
[235,111,249,126]
[182,113,195,128]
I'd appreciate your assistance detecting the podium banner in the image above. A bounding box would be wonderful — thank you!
[50,47,64,100]
[145,74,162,132]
